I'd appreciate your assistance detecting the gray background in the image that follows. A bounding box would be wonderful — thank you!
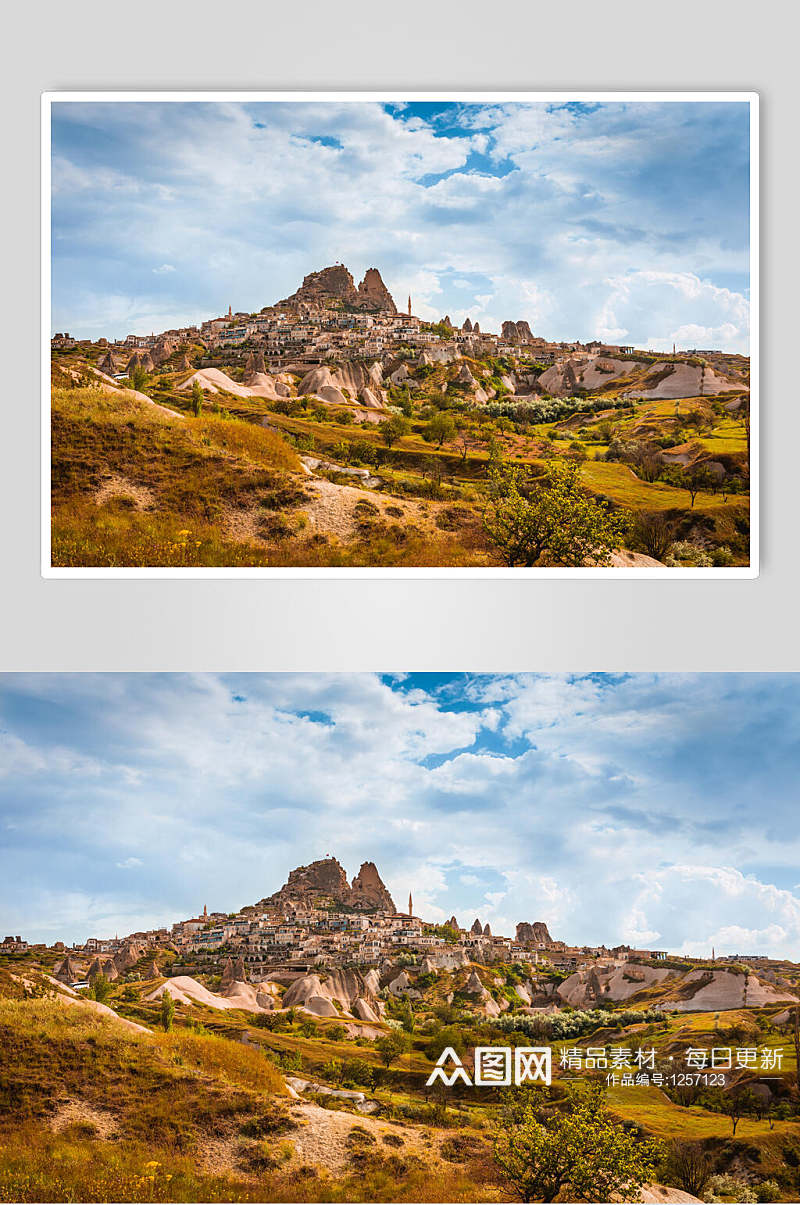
[1,0,795,671]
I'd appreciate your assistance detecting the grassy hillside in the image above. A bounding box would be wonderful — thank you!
[2,955,798,1201]
[50,348,751,568]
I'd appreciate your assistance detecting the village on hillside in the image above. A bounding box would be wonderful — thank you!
[6,856,794,1021]
[50,262,752,571]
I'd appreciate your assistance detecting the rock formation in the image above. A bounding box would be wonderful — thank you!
[98,351,123,374]
[126,351,155,375]
[470,918,483,935]
[243,349,267,382]
[502,319,535,344]
[279,264,397,314]
[482,923,492,937]
[280,264,359,310]
[516,921,554,945]
[462,318,473,332]
[54,956,83,984]
[151,336,178,366]
[282,967,380,1016]
[356,268,397,314]
[473,322,481,334]
[447,915,459,931]
[220,956,236,990]
[261,856,395,913]
[350,861,396,912]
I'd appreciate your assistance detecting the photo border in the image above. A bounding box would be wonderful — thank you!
[41,90,759,579]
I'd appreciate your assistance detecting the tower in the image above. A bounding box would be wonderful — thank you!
[408,295,412,317]
[228,305,233,319]
[203,904,208,920]
[408,891,413,917]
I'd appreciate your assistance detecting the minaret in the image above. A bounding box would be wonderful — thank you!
[203,904,208,920]
[228,305,233,319]
[408,295,412,317]
[408,891,413,917]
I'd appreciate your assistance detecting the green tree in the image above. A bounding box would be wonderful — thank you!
[160,988,175,1032]
[375,1029,411,1068]
[379,415,407,448]
[191,379,203,417]
[426,411,456,447]
[128,365,149,393]
[664,1141,713,1198]
[483,457,630,567]
[90,972,113,1003]
[494,1085,662,1203]
[398,997,416,1033]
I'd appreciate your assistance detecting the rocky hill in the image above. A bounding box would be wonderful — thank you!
[278,264,397,314]
[516,920,553,944]
[258,856,396,913]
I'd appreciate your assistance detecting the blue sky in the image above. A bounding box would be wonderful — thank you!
[51,100,751,352]
[1,673,797,956]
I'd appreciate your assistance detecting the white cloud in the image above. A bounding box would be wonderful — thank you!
[2,673,794,954]
[51,101,751,350]
[152,263,175,275]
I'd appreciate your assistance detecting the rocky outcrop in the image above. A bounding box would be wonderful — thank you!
[262,857,395,913]
[282,967,378,1017]
[662,970,798,1013]
[350,862,396,912]
[462,318,473,332]
[53,956,84,984]
[465,970,485,994]
[280,264,359,310]
[387,970,420,998]
[470,918,483,935]
[279,264,397,314]
[353,997,380,1022]
[126,351,155,375]
[482,923,492,937]
[98,351,123,374]
[421,948,469,972]
[356,268,397,314]
[243,349,267,382]
[558,963,672,1008]
[516,921,554,945]
[362,968,381,997]
[359,387,385,410]
[113,942,143,973]
[502,320,535,344]
[150,337,178,367]
[624,361,748,401]
[418,344,461,366]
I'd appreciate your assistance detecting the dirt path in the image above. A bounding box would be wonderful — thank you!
[302,478,433,540]
[224,475,436,547]
[94,473,155,510]
[287,1101,433,1171]
[50,1099,120,1139]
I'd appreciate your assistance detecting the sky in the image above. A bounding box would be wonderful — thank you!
[51,99,751,352]
[1,673,797,957]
